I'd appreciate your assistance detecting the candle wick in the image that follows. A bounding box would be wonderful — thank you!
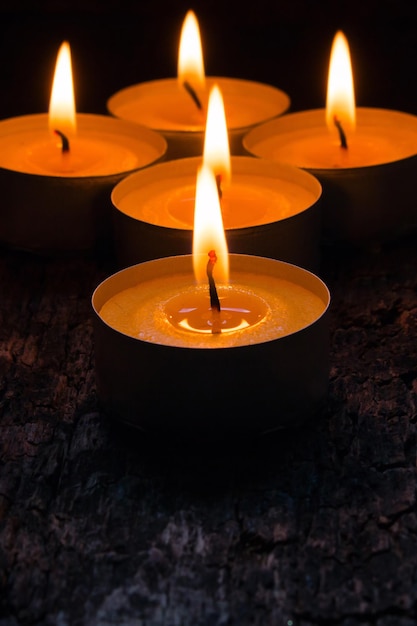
[333,116,348,149]
[216,173,223,199]
[54,129,70,153]
[207,249,221,334]
[183,80,203,111]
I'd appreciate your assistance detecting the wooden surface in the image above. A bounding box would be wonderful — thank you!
[0,232,416,626]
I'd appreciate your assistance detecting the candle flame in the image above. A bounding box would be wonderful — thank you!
[193,164,229,284]
[203,84,231,186]
[178,10,205,90]
[49,41,77,135]
[326,31,356,134]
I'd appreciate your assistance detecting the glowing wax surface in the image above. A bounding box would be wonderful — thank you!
[99,271,326,349]
[108,77,290,132]
[112,156,321,230]
[244,108,417,169]
[118,176,315,229]
[0,113,166,177]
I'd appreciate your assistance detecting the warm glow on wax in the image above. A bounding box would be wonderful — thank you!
[193,164,229,284]
[202,84,231,185]
[326,31,356,135]
[48,41,77,136]
[177,10,206,90]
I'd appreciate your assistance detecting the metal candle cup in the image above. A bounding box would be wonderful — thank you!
[92,254,330,439]
[0,113,167,255]
[243,108,417,246]
[111,156,322,272]
[107,77,290,160]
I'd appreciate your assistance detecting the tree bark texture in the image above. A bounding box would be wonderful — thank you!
[0,233,416,626]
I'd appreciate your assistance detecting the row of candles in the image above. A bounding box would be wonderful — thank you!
[3,11,417,437]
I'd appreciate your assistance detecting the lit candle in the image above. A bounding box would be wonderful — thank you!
[107,10,290,160]
[111,84,322,271]
[243,31,417,245]
[0,41,166,254]
[92,165,330,437]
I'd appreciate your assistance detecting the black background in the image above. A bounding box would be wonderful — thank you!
[1,0,417,121]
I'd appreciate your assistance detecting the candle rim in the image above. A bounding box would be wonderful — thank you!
[107,76,291,132]
[111,154,322,228]
[243,106,417,170]
[92,253,330,349]
[0,112,167,179]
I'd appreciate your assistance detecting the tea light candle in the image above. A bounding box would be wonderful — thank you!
[107,10,290,160]
[0,112,166,178]
[0,41,167,254]
[243,31,417,245]
[245,108,417,171]
[112,84,322,271]
[111,156,322,271]
[93,166,330,438]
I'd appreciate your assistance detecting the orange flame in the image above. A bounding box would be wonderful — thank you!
[177,10,205,90]
[193,164,229,284]
[49,41,76,136]
[203,84,231,186]
[326,31,356,135]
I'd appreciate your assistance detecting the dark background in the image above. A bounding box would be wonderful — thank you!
[1,0,417,121]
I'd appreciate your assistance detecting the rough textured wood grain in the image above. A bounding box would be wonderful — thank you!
[0,232,416,626]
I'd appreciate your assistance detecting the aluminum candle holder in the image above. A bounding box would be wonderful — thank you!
[243,108,417,246]
[92,254,331,439]
[111,156,323,272]
[107,77,290,160]
[0,113,167,255]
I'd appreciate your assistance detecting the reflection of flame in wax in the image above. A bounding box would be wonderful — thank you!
[177,308,252,334]
[166,288,268,335]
